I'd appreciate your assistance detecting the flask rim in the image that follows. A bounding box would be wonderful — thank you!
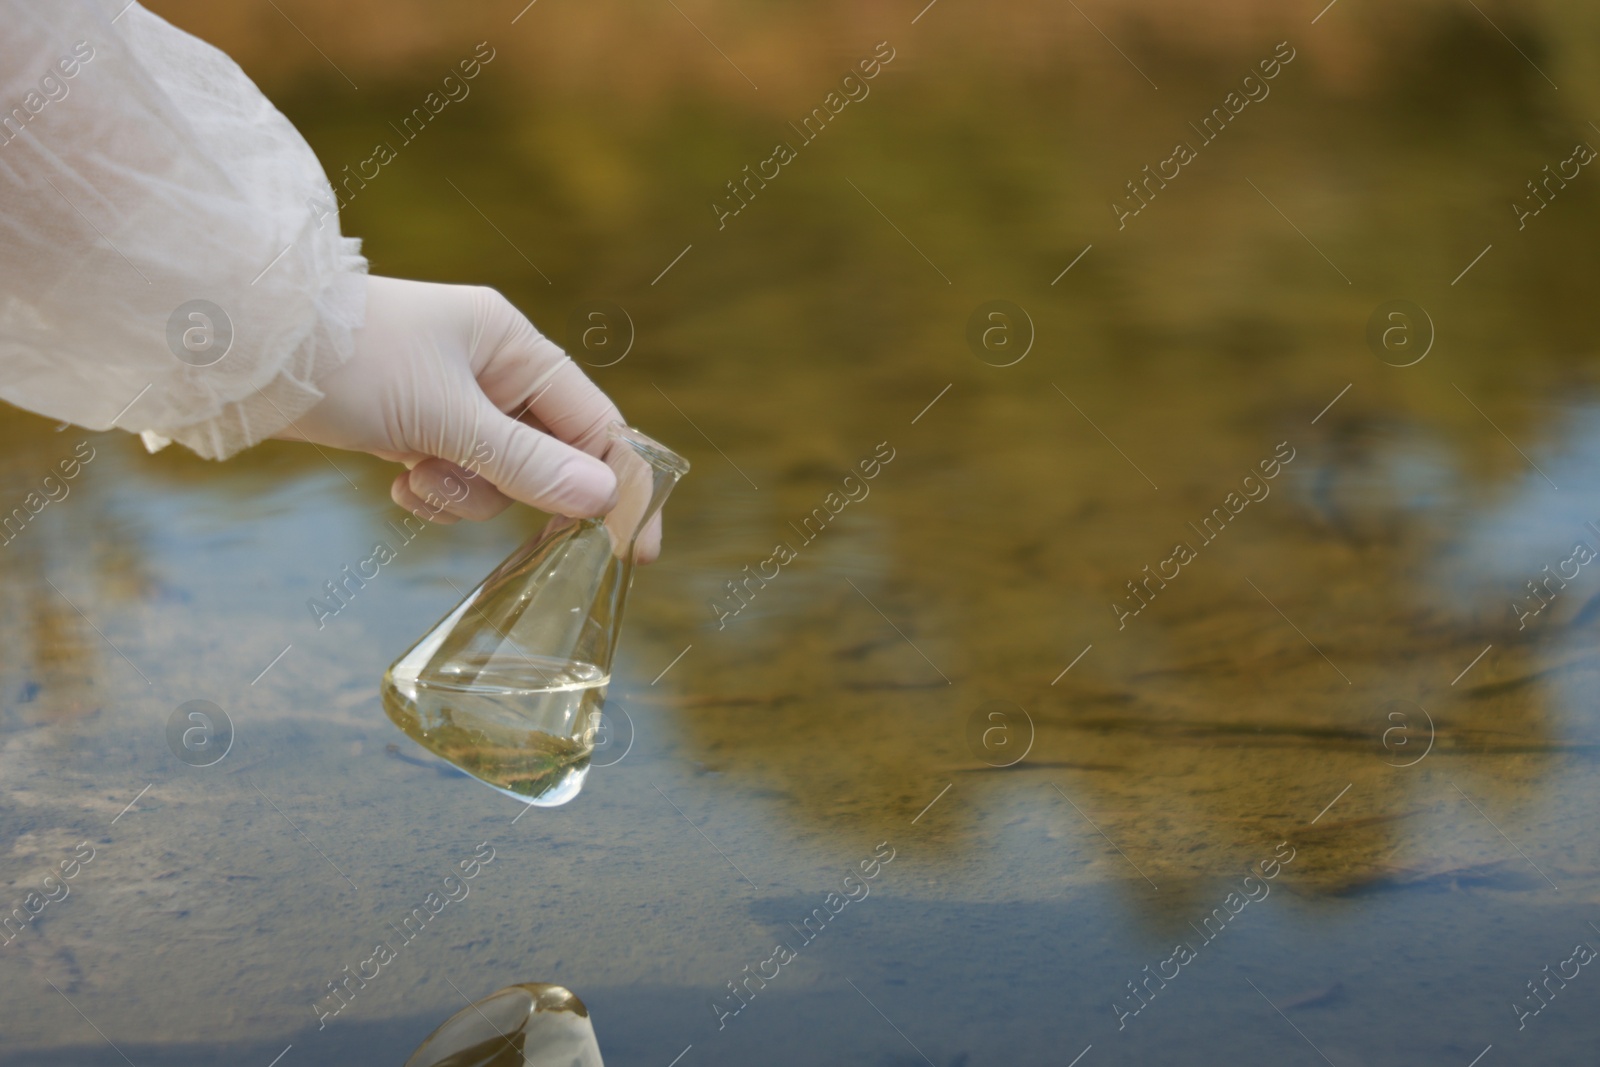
[607,422,691,478]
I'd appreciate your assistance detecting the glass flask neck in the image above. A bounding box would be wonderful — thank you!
[585,424,689,668]
[599,424,690,561]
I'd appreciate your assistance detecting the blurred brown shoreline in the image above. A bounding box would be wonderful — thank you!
[145,0,1593,110]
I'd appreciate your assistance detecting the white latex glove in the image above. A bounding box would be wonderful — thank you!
[279,275,661,561]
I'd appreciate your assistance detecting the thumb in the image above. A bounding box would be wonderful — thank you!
[472,400,618,518]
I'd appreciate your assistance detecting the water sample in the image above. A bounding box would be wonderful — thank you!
[382,424,688,807]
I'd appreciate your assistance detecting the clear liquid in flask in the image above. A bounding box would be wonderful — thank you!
[383,653,608,807]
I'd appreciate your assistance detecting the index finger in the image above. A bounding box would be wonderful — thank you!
[469,288,624,459]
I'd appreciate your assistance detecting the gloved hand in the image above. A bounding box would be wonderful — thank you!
[279,275,661,561]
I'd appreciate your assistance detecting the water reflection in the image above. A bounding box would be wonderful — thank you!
[632,390,1594,905]
[0,418,154,727]
[405,984,603,1067]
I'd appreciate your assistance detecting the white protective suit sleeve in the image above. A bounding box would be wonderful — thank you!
[0,0,367,459]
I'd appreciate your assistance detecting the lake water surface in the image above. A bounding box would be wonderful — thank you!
[5,1,1600,1063]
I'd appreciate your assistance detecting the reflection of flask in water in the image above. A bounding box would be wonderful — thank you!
[403,982,604,1067]
[381,425,688,807]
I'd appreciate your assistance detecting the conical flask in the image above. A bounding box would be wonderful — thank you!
[381,424,688,807]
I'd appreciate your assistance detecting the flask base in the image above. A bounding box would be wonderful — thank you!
[380,654,604,806]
